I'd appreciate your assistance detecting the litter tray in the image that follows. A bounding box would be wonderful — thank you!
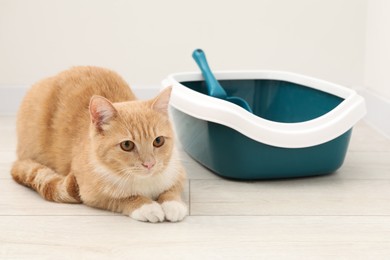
[162,71,366,180]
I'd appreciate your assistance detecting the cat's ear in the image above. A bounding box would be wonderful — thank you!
[151,87,172,114]
[89,95,117,132]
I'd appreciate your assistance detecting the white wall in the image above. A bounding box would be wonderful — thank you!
[365,0,390,99]
[0,0,367,88]
[361,0,390,137]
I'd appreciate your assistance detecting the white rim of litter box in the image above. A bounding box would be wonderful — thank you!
[162,70,366,148]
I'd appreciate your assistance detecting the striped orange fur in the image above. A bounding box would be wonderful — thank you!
[11,66,187,222]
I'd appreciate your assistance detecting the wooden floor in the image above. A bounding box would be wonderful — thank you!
[1,115,390,259]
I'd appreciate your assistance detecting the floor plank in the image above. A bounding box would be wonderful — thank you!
[1,116,390,259]
[340,151,390,179]
[0,127,16,152]
[1,216,389,259]
[0,151,16,163]
[181,152,219,180]
[349,122,390,152]
[190,178,390,216]
[0,115,16,126]
[0,163,12,179]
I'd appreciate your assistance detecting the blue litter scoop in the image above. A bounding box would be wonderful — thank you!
[192,49,253,113]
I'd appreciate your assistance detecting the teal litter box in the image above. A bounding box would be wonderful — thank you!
[162,71,366,180]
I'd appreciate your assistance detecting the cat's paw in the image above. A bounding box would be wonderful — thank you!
[130,202,165,223]
[161,201,188,222]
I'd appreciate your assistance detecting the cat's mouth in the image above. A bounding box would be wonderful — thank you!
[121,166,159,178]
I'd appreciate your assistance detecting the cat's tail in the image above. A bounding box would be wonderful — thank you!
[11,159,81,203]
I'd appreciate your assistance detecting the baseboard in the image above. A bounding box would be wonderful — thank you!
[0,85,160,116]
[359,89,390,139]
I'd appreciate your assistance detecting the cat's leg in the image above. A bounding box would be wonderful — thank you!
[89,195,165,223]
[11,159,81,203]
[157,174,188,222]
[126,197,165,223]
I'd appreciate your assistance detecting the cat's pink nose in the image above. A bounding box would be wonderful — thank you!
[142,162,155,170]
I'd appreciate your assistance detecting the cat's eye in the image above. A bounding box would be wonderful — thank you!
[120,140,135,152]
[153,136,165,148]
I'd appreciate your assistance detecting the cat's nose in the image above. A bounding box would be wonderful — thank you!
[142,161,155,170]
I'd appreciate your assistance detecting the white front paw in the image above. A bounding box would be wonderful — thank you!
[130,202,165,223]
[161,201,188,222]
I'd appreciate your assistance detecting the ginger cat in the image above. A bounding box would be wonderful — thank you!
[11,66,187,222]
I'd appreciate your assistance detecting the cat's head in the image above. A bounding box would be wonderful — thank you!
[88,87,175,178]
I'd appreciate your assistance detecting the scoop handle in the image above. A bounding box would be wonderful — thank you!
[192,49,227,98]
